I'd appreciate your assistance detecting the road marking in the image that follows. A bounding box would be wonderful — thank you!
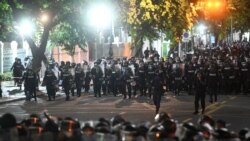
[182,118,192,123]
[206,105,224,115]
[119,112,126,115]
[230,96,236,100]
[221,101,227,104]
[206,102,219,109]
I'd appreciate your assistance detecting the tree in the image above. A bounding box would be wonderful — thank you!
[3,0,88,72]
[229,0,250,40]
[0,0,16,41]
[119,0,197,56]
[50,22,87,61]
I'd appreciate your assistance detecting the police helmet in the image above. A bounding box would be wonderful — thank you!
[82,123,95,136]
[154,112,171,123]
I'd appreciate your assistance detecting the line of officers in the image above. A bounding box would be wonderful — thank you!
[43,58,165,103]
[42,48,250,103]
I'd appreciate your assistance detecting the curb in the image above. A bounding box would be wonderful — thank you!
[0,91,46,105]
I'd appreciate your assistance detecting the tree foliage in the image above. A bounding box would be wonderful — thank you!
[230,0,250,33]
[1,0,88,72]
[120,0,197,54]
[50,22,87,57]
[0,0,14,41]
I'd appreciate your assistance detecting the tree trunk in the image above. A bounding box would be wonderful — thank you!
[26,26,50,73]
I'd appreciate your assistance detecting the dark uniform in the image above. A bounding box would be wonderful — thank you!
[43,66,57,101]
[138,61,146,96]
[193,71,206,114]
[222,60,233,94]
[75,64,84,97]
[185,62,195,95]
[240,61,249,94]
[207,64,219,103]
[164,58,173,91]
[146,61,155,98]
[152,70,164,114]
[61,65,71,101]
[105,64,112,95]
[91,62,103,97]
[233,59,241,94]
[173,64,182,95]
[121,62,133,99]
[23,68,38,101]
[11,59,24,88]
[110,63,120,96]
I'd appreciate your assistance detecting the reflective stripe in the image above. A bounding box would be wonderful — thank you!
[242,69,248,71]
[209,74,216,76]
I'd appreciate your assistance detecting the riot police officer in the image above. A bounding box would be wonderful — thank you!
[43,64,58,101]
[146,59,155,98]
[138,60,146,96]
[110,60,120,96]
[121,61,133,99]
[23,67,38,101]
[185,61,196,95]
[61,62,71,101]
[172,63,182,96]
[75,63,84,97]
[91,60,103,97]
[11,58,24,88]
[193,71,206,114]
[152,69,164,114]
[207,63,219,103]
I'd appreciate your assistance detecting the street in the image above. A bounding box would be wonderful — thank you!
[1,91,250,132]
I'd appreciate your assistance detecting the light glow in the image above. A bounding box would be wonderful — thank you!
[41,13,49,23]
[19,19,34,36]
[87,4,112,29]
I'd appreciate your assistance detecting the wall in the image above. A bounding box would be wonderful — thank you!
[51,46,89,64]
[0,41,31,73]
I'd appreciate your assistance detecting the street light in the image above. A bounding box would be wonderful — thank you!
[18,19,34,36]
[197,23,208,46]
[41,13,50,23]
[87,3,114,60]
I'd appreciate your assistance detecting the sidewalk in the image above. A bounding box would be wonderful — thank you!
[0,81,46,104]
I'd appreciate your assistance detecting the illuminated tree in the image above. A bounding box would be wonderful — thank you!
[120,0,197,56]
[2,0,88,72]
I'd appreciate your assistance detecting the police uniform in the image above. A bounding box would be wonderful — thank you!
[61,65,71,100]
[172,64,182,96]
[82,62,91,93]
[43,66,57,101]
[121,62,133,99]
[91,62,103,97]
[185,62,195,95]
[146,61,155,98]
[207,65,218,103]
[152,70,164,114]
[193,71,206,114]
[23,68,38,101]
[138,61,146,96]
[75,64,84,97]
[240,61,249,94]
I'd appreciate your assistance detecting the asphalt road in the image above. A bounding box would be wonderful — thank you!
[1,91,250,132]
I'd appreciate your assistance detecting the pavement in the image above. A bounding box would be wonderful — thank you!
[0,80,171,104]
[0,81,48,104]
